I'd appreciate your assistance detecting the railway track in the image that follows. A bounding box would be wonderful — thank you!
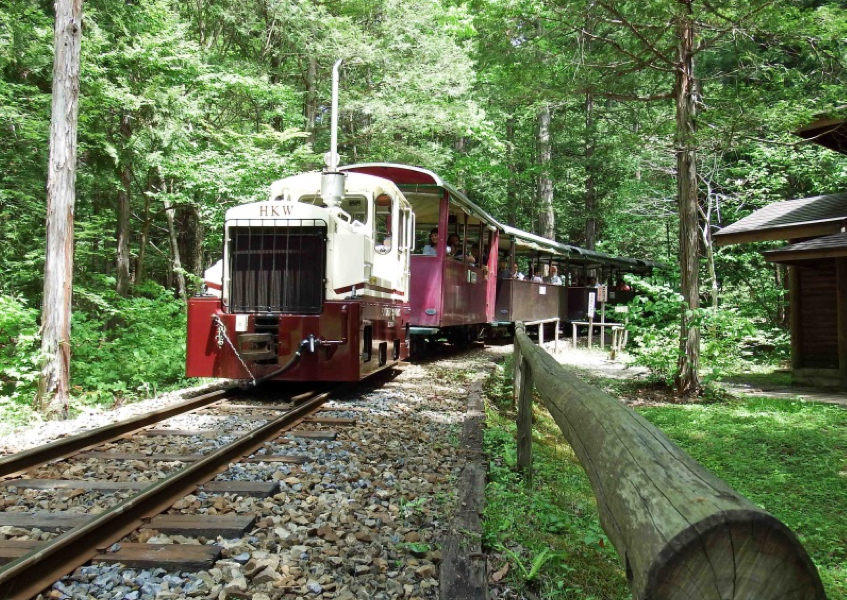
[0,385,348,600]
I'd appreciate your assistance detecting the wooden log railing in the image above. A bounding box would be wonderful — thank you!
[512,322,825,600]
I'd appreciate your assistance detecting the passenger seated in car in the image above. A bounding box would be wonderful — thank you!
[510,262,525,280]
[422,229,439,256]
[498,261,510,279]
[447,233,461,257]
[547,265,563,285]
[460,243,480,265]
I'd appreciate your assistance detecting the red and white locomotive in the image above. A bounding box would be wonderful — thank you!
[186,167,415,383]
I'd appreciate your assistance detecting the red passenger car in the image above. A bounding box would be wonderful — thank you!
[341,164,500,348]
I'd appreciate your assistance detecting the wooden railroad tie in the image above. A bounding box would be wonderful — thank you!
[1,479,280,497]
[137,429,234,438]
[0,540,222,570]
[303,417,356,426]
[287,430,338,441]
[0,512,255,537]
[76,451,306,464]
[216,404,291,412]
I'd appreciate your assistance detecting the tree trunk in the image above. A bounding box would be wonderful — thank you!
[37,0,84,417]
[116,112,132,297]
[454,136,467,194]
[673,4,701,396]
[776,264,788,329]
[163,184,187,302]
[186,205,204,286]
[135,172,153,286]
[536,104,554,240]
[305,55,317,144]
[506,115,517,227]
[584,92,597,250]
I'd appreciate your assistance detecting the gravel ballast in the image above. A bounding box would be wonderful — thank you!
[23,350,494,600]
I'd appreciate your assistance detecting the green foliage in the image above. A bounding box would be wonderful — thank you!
[71,281,188,404]
[626,275,788,387]
[0,294,41,402]
[3,0,847,410]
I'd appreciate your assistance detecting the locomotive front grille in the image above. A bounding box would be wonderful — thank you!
[226,220,327,314]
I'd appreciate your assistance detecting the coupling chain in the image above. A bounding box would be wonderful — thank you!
[213,316,256,383]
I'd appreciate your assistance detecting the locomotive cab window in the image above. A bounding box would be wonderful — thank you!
[375,193,393,254]
[341,195,369,226]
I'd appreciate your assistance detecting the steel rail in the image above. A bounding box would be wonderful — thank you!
[0,388,335,600]
[0,389,233,480]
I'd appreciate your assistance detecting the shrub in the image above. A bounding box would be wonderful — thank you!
[0,294,41,402]
[71,280,188,404]
[625,276,786,387]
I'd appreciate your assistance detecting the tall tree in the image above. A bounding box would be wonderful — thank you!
[536,104,555,239]
[37,0,84,416]
[673,1,699,394]
[547,0,781,394]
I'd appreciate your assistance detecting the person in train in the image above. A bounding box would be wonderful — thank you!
[447,233,461,257]
[498,260,511,279]
[422,229,439,256]
[587,275,600,288]
[456,242,479,265]
[510,262,525,280]
[547,265,563,285]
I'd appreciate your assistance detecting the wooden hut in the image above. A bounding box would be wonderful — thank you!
[715,115,847,387]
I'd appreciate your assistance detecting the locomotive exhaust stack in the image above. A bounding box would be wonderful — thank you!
[321,58,345,208]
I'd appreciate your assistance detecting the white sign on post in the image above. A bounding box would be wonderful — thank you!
[587,292,596,319]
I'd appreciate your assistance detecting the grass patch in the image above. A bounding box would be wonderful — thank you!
[483,360,628,599]
[483,357,847,599]
[639,397,847,598]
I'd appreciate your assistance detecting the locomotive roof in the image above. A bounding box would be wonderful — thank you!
[340,163,660,272]
[267,170,408,203]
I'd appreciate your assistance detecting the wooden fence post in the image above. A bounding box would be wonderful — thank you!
[516,356,534,486]
[554,319,559,353]
[510,325,825,600]
[513,340,522,409]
